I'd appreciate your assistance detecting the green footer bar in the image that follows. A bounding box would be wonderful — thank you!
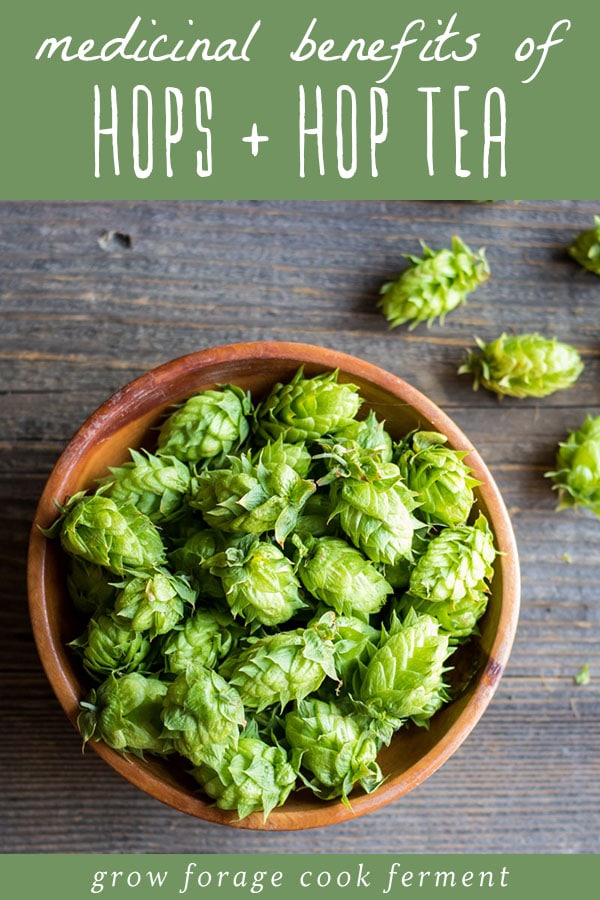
[1,855,597,899]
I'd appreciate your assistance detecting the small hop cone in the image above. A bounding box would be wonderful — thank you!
[334,410,394,463]
[161,665,246,765]
[209,537,305,628]
[327,452,421,566]
[112,569,196,639]
[157,385,252,463]
[190,454,267,530]
[101,449,191,523]
[359,609,452,729]
[254,435,313,478]
[568,216,600,275]
[229,612,339,712]
[409,512,497,604]
[254,367,362,445]
[284,698,383,804]
[295,534,393,619]
[70,613,152,681]
[66,557,116,616]
[191,727,297,821]
[191,449,316,545]
[78,672,172,756]
[459,333,583,399]
[395,431,480,528]
[161,607,241,675]
[358,610,454,728]
[546,414,600,516]
[379,235,490,330]
[50,491,166,575]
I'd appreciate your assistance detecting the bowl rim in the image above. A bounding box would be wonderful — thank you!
[27,340,521,830]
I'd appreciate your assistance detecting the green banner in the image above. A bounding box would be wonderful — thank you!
[2,854,599,898]
[1,0,598,198]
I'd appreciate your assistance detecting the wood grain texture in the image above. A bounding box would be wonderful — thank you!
[1,200,599,853]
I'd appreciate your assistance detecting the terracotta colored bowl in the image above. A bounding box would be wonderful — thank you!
[28,341,520,830]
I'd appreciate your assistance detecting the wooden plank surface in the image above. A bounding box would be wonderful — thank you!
[1,200,599,853]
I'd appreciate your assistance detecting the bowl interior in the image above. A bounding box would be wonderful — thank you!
[28,342,520,830]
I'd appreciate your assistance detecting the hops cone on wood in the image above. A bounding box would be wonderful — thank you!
[379,235,490,329]
[546,415,600,516]
[568,216,600,275]
[459,333,583,399]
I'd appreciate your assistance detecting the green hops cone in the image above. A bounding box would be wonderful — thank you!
[284,698,383,803]
[327,452,421,566]
[161,607,241,675]
[379,235,490,330]
[101,449,191,523]
[191,727,296,821]
[157,385,252,463]
[78,672,172,756]
[254,435,313,478]
[209,537,305,628]
[409,513,496,604]
[295,535,393,619]
[70,614,152,680]
[191,450,315,545]
[229,613,339,712]
[113,569,196,639]
[395,431,479,528]
[161,665,246,765]
[335,410,393,463]
[254,368,362,445]
[459,333,584,399]
[568,216,600,275]
[55,492,166,575]
[66,557,116,616]
[190,453,261,529]
[359,609,451,728]
[546,415,600,516]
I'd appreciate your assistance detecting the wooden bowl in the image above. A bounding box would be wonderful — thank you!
[28,342,520,830]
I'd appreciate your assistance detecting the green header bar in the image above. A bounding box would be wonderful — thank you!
[1,0,598,198]
[1,854,599,899]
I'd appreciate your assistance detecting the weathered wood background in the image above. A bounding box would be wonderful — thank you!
[2,200,599,853]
